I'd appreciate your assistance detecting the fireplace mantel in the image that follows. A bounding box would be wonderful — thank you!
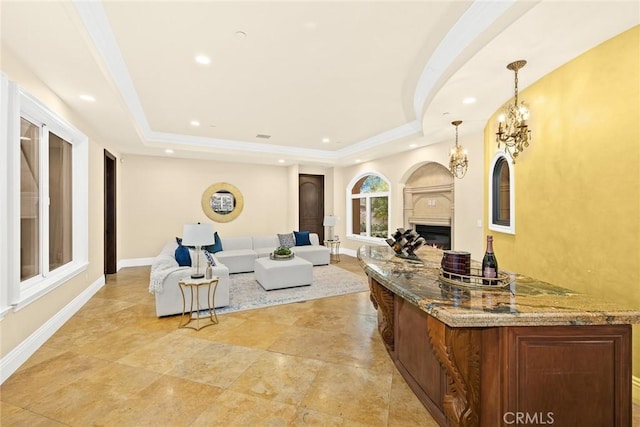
[407,216,451,227]
[404,185,453,229]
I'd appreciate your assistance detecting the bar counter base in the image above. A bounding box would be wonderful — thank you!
[369,278,632,427]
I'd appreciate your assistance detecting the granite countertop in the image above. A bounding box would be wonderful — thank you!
[358,244,640,328]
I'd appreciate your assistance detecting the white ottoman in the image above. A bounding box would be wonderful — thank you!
[254,257,313,290]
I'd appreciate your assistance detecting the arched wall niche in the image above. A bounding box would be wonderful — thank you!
[403,161,454,249]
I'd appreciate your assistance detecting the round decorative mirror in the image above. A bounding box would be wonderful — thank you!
[201,182,244,223]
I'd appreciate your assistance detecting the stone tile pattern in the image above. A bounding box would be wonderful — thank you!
[0,256,441,426]
[359,245,640,328]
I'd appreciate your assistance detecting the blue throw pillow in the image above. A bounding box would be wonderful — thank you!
[293,230,311,246]
[209,232,223,253]
[174,239,191,266]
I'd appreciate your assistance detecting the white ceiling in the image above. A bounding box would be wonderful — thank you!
[1,1,638,167]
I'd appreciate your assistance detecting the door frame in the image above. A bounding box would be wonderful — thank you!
[104,150,117,274]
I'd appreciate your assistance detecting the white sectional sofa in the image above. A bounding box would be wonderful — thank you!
[217,233,330,273]
[150,233,329,317]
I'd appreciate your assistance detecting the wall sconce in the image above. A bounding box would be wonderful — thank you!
[496,60,531,163]
[449,120,468,179]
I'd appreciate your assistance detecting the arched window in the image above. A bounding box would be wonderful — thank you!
[489,152,515,234]
[347,173,390,239]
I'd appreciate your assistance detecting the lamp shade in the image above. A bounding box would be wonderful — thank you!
[182,223,214,247]
[323,215,337,227]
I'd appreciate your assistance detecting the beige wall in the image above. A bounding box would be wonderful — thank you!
[0,47,110,358]
[119,155,316,259]
[333,131,484,260]
[484,26,640,376]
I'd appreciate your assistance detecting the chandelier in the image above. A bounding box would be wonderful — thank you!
[449,120,468,179]
[496,60,531,163]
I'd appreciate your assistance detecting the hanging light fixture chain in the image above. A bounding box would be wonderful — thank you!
[513,69,519,105]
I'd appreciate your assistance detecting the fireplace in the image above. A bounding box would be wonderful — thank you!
[415,224,451,250]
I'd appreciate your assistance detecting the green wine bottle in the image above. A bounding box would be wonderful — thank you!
[482,235,498,285]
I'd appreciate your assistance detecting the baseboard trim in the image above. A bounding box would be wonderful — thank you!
[0,275,105,385]
[633,375,640,405]
[117,257,153,271]
[341,248,357,258]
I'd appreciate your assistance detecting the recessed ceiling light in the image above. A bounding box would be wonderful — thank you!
[79,94,95,102]
[322,137,330,144]
[278,159,285,163]
[194,54,211,65]
[355,159,362,163]
[165,149,174,154]
[190,120,200,127]
[443,112,450,115]
[256,134,271,139]
[235,30,247,39]
[463,97,477,104]
[409,143,418,148]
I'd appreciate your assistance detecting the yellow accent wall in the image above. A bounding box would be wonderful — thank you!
[484,26,640,375]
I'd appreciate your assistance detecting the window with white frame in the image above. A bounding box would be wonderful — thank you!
[488,151,515,234]
[347,173,390,240]
[2,82,89,311]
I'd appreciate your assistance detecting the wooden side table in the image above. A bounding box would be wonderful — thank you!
[178,276,219,331]
[324,239,341,263]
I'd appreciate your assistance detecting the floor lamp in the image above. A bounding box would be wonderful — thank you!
[182,223,215,279]
[323,215,337,241]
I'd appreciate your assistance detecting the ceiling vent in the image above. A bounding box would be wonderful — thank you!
[256,134,271,139]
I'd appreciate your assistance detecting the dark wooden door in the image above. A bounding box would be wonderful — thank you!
[104,150,117,274]
[298,174,324,238]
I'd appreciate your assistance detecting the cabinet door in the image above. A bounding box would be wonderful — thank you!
[504,325,631,427]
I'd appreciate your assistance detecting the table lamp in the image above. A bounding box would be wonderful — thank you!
[182,222,215,279]
[323,215,337,241]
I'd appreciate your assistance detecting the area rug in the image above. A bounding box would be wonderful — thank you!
[215,264,368,314]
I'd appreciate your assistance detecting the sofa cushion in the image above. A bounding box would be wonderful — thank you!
[294,230,311,246]
[253,235,280,250]
[254,247,274,258]
[215,249,257,274]
[291,244,330,266]
[278,233,296,248]
[220,236,253,251]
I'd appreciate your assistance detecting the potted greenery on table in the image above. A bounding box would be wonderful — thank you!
[272,245,293,260]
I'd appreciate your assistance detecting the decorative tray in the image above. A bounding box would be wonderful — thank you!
[438,267,512,289]
[270,253,295,261]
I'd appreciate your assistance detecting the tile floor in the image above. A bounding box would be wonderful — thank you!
[1,256,438,426]
[1,256,639,426]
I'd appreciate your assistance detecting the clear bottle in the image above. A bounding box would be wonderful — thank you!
[205,262,213,280]
[482,235,498,285]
